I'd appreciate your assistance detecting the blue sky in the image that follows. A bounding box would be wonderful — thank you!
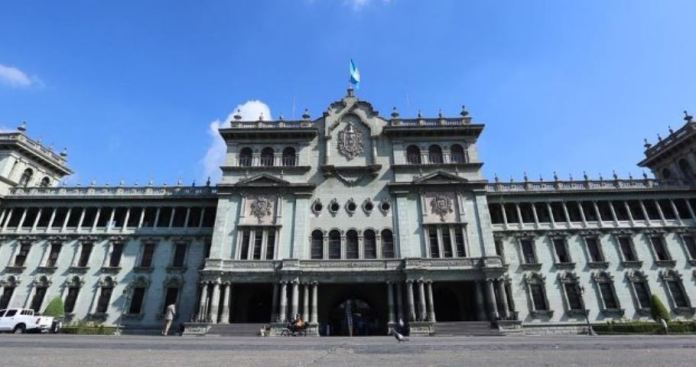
[1,0,695,185]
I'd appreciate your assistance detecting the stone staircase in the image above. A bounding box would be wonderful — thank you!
[433,321,503,336]
[207,323,266,337]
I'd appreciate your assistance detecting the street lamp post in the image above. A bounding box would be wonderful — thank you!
[578,285,596,336]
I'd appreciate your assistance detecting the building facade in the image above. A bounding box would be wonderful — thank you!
[1,90,695,335]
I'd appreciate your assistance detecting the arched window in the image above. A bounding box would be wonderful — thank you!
[39,177,51,188]
[662,168,672,180]
[328,230,341,259]
[679,159,693,179]
[406,145,421,164]
[524,273,549,312]
[311,230,324,259]
[364,230,376,259]
[282,147,296,167]
[239,147,253,167]
[450,144,467,163]
[381,229,394,258]
[346,230,358,259]
[260,147,275,166]
[96,277,114,313]
[19,168,33,187]
[428,145,443,164]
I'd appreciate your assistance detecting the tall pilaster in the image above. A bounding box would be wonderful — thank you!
[418,279,427,321]
[302,283,310,322]
[291,280,300,319]
[310,282,318,324]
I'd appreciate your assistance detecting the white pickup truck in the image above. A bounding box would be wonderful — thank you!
[0,308,57,333]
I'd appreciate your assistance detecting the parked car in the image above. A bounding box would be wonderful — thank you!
[0,308,58,334]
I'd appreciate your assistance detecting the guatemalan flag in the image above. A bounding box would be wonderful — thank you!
[349,59,361,89]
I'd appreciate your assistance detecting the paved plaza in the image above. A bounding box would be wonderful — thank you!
[1,334,695,367]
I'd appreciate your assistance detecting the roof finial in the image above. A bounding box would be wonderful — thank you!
[206,177,211,186]
[583,171,589,181]
[460,105,469,117]
[391,107,399,119]
[684,110,693,122]
[494,173,499,183]
[258,112,264,121]
[523,171,528,182]
[553,171,559,181]
[17,121,27,132]
[643,138,651,149]
[668,125,674,134]
[612,170,618,180]
[417,110,422,118]
[438,109,443,118]
[302,108,310,120]
[657,133,662,142]
[233,109,242,121]
[60,147,68,157]
[278,114,284,121]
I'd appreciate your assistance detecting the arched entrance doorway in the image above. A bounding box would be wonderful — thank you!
[329,298,380,336]
[319,283,388,336]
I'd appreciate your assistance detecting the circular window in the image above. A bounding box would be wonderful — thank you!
[380,201,391,212]
[313,202,323,212]
[364,201,374,211]
[330,202,340,213]
[347,202,357,212]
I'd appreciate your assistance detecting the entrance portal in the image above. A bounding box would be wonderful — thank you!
[433,281,479,321]
[229,283,273,323]
[319,283,387,336]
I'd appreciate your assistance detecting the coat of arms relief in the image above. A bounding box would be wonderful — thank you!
[249,196,274,222]
[337,124,364,160]
[430,194,454,221]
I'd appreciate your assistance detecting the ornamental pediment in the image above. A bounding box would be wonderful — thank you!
[235,173,290,187]
[413,171,469,185]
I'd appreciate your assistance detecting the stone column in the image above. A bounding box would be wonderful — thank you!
[418,279,427,321]
[270,282,279,322]
[310,282,318,324]
[219,283,231,324]
[474,281,487,321]
[497,279,510,319]
[406,280,416,321]
[279,281,288,322]
[485,279,499,321]
[197,283,208,322]
[387,281,395,324]
[396,282,404,322]
[302,283,310,322]
[426,281,436,322]
[291,280,299,319]
[209,281,221,324]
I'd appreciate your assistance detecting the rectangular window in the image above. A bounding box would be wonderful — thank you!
[77,243,93,267]
[550,202,567,222]
[22,208,39,230]
[489,204,504,224]
[14,243,31,266]
[650,236,671,261]
[521,239,536,264]
[96,207,113,227]
[140,243,155,268]
[597,201,614,221]
[127,207,142,227]
[187,208,202,227]
[612,201,630,221]
[683,235,696,259]
[142,207,157,227]
[585,237,604,262]
[30,287,47,312]
[82,207,98,228]
[64,287,80,313]
[535,203,551,223]
[581,202,598,221]
[674,199,692,219]
[128,287,146,314]
[252,229,263,260]
[627,201,646,220]
[658,200,676,219]
[644,201,661,220]
[667,281,689,308]
[519,203,535,223]
[442,228,453,258]
[618,237,637,261]
[163,287,179,314]
[52,208,69,229]
[201,207,217,227]
[172,243,187,267]
[109,243,124,267]
[564,283,583,310]
[7,208,23,227]
[566,202,583,222]
[428,227,440,258]
[530,284,548,311]
[504,204,519,223]
[96,287,113,313]
[454,228,466,257]
[553,238,571,263]
[172,207,187,227]
[634,281,651,309]
[0,287,14,309]
[66,208,82,227]
[239,230,250,259]
[599,283,618,309]
[112,208,127,228]
[37,208,52,227]
[265,230,276,260]
[46,243,62,267]
[157,207,172,227]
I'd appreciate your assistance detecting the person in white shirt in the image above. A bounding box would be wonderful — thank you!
[162,303,176,336]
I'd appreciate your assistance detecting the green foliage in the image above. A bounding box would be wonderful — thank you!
[42,297,65,318]
[650,295,671,322]
[594,320,696,334]
[61,324,117,335]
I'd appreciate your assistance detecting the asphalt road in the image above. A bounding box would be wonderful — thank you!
[1,334,695,367]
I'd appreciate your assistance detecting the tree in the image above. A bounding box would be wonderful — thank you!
[650,294,670,323]
[43,297,65,318]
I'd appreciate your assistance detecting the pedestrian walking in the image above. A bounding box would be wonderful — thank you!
[162,303,176,336]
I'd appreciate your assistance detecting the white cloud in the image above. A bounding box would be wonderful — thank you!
[0,64,36,88]
[201,100,272,183]
[345,0,391,10]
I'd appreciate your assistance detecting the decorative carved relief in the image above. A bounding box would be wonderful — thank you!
[430,194,453,221]
[250,196,273,220]
[337,124,363,160]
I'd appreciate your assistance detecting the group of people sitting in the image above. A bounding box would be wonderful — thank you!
[287,313,307,335]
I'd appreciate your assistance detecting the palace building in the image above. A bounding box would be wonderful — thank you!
[1,89,695,336]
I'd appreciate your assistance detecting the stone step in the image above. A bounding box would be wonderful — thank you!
[434,321,503,336]
[207,323,266,337]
